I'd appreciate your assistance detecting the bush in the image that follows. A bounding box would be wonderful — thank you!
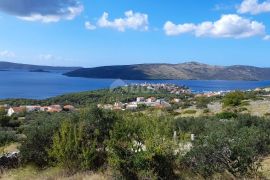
[183,115,270,178]
[0,131,17,146]
[216,112,237,119]
[20,114,62,167]
[108,114,178,179]
[183,110,197,114]
[49,107,118,170]
[185,127,261,177]
[222,91,245,107]
[0,115,10,127]
[196,97,210,109]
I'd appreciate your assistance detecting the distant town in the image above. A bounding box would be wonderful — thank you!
[1,83,269,116]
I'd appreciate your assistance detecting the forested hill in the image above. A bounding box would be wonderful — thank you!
[64,62,270,81]
[0,61,80,71]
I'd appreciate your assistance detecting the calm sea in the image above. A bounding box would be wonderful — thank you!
[1,70,270,99]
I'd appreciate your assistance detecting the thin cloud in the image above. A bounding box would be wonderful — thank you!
[0,50,16,58]
[237,0,270,15]
[97,10,149,32]
[263,35,270,40]
[0,0,83,23]
[85,21,96,30]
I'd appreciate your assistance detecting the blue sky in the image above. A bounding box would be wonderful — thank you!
[0,0,269,67]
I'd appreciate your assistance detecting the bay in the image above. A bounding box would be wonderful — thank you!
[1,70,270,99]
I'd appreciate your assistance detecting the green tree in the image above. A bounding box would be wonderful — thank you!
[49,107,118,170]
[196,96,210,109]
[222,91,245,107]
[20,114,62,167]
[0,115,10,127]
[108,113,177,179]
[184,122,268,177]
[0,131,16,146]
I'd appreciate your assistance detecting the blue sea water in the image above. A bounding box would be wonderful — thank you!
[1,70,270,99]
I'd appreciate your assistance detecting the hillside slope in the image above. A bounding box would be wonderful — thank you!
[64,62,270,80]
[0,61,80,72]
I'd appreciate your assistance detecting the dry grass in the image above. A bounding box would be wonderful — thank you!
[207,102,223,114]
[0,143,20,155]
[0,166,110,180]
[260,156,270,179]
[2,143,20,153]
[181,100,270,117]
[247,100,270,117]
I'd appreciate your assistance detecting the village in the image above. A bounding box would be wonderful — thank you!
[98,83,233,111]
[129,83,191,95]
[0,104,75,117]
[98,96,173,111]
[2,83,264,116]
[0,83,238,115]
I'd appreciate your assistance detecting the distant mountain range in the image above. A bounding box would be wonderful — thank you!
[64,62,270,81]
[0,61,80,72]
[2,61,270,81]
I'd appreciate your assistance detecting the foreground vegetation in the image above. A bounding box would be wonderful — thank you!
[2,88,270,179]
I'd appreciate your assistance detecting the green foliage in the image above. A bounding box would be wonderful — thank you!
[216,112,237,119]
[0,114,10,127]
[222,91,245,107]
[203,108,210,113]
[20,113,62,167]
[183,110,197,114]
[2,87,270,179]
[196,96,210,109]
[49,107,118,170]
[176,114,270,178]
[185,125,268,177]
[107,114,177,179]
[137,104,147,111]
[0,108,6,116]
[0,131,17,146]
[49,119,92,169]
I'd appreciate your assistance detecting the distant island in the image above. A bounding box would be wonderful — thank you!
[0,61,80,72]
[2,61,270,81]
[64,62,270,81]
[29,69,50,73]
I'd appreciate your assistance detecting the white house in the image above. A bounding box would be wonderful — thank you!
[136,97,145,102]
[7,107,26,117]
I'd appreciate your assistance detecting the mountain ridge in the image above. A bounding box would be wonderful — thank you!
[0,61,80,72]
[64,61,270,81]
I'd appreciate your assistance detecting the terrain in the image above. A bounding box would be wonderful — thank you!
[0,61,80,72]
[65,61,270,80]
[1,87,270,179]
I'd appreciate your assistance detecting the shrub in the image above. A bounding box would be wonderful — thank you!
[20,114,62,167]
[196,97,210,109]
[183,118,269,177]
[49,107,118,170]
[0,131,17,146]
[216,112,237,119]
[0,115,10,127]
[183,110,197,114]
[173,114,270,177]
[222,91,245,107]
[108,114,178,179]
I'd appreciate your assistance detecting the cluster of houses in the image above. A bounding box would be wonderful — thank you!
[0,104,75,117]
[132,83,191,95]
[98,96,175,111]
[195,90,230,98]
